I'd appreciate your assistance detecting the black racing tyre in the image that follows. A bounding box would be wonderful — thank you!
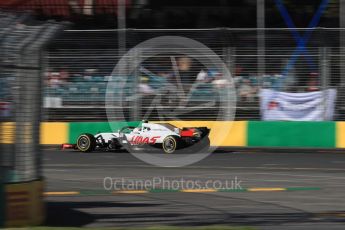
[162,136,179,154]
[76,133,96,152]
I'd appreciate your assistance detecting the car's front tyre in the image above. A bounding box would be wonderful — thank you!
[76,133,96,152]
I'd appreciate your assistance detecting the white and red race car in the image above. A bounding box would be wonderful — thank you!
[63,121,210,154]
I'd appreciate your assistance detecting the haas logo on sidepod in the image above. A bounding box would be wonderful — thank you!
[130,136,160,145]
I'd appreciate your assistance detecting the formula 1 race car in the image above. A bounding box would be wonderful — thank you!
[62,121,210,154]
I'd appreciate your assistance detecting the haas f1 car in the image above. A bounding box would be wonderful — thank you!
[63,122,210,154]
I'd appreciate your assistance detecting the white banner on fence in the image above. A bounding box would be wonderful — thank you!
[260,89,337,121]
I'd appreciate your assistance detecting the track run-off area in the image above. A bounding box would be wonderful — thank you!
[44,149,345,229]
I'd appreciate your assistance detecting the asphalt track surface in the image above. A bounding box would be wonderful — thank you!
[44,149,345,229]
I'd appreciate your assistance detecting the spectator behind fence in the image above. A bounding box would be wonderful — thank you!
[83,68,97,81]
[238,78,255,101]
[209,70,231,89]
[138,76,155,94]
[47,72,63,88]
[196,70,208,82]
[176,56,196,91]
[307,72,320,92]
[59,67,70,83]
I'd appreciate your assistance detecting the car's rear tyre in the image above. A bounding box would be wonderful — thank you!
[162,136,179,154]
[76,133,96,152]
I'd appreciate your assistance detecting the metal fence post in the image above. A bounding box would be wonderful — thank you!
[132,47,140,121]
[224,46,235,75]
[320,46,330,120]
[340,0,345,88]
[257,0,266,80]
[14,25,46,182]
[0,12,64,227]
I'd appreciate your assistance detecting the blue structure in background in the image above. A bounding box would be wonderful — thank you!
[274,0,330,77]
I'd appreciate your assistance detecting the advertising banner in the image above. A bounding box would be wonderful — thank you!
[260,89,337,121]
